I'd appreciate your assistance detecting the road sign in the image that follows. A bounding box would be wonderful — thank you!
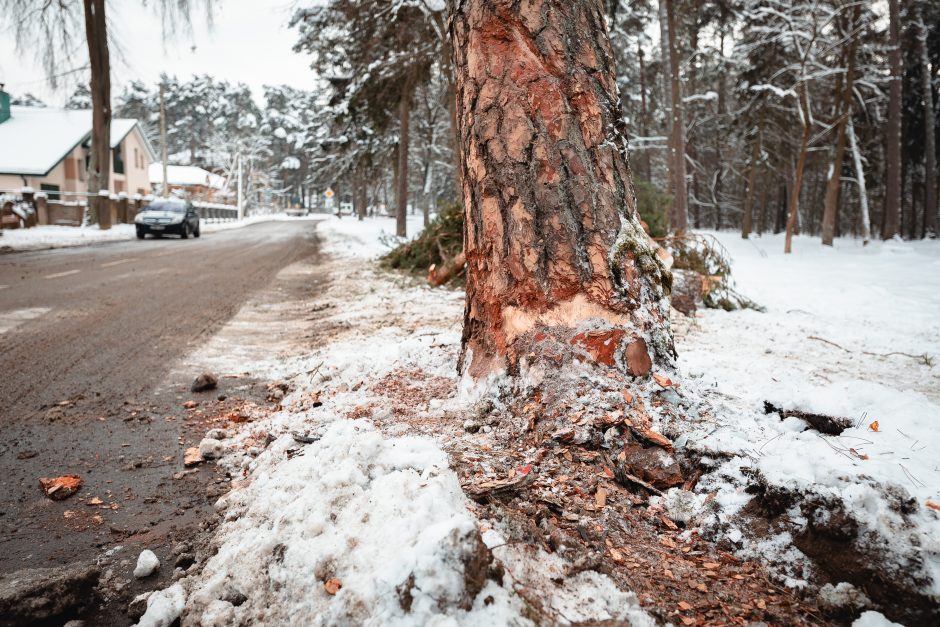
[324,188,334,199]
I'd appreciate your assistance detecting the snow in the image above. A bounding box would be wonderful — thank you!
[148,163,226,189]
[316,214,428,259]
[672,230,940,600]
[150,217,653,626]
[0,106,144,176]
[853,611,905,627]
[133,550,160,578]
[0,214,319,251]
[135,583,185,627]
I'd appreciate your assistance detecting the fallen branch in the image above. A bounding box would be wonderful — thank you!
[427,252,466,287]
[808,336,932,365]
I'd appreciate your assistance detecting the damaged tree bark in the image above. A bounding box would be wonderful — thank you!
[448,0,673,381]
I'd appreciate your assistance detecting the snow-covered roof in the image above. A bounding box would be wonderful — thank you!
[0,106,153,176]
[149,163,226,189]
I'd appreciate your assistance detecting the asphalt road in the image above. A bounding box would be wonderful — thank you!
[0,220,322,613]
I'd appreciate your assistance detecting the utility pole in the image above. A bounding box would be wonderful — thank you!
[159,82,168,197]
[236,154,244,220]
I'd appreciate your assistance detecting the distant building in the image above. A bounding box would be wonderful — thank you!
[148,163,227,201]
[0,89,156,197]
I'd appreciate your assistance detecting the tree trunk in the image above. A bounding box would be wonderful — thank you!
[846,116,871,244]
[448,0,673,381]
[742,118,762,239]
[658,0,674,200]
[664,0,688,233]
[917,10,937,237]
[637,44,651,182]
[821,5,860,247]
[785,83,812,254]
[396,82,412,238]
[883,0,902,239]
[83,0,111,230]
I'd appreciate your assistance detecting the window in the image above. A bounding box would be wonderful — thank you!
[64,158,76,180]
[78,158,85,181]
[40,183,60,200]
[134,147,139,169]
[113,144,125,175]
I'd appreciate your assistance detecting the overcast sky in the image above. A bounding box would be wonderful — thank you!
[0,1,316,106]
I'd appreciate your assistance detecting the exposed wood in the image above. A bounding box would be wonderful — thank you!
[427,252,465,287]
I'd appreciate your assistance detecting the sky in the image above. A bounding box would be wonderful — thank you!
[0,1,317,107]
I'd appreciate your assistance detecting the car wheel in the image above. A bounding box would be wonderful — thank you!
[181,224,190,239]
[136,230,145,240]
[194,224,201,238]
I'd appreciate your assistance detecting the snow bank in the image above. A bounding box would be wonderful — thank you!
[672,231,940,610]
[0,214,319,251]
[186,420,524,626]
[0,224,138,251]
[316,214,427,259]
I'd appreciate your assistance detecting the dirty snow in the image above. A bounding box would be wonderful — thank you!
[152,217,652,626]
[671,231,940,604]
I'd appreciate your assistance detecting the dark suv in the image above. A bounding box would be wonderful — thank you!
[135,200,201,239]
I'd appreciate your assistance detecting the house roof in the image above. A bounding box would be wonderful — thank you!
[0,106,154,176]
[148,163,226,190]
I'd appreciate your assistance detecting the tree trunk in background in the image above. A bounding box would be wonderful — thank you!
[637,44,651,182]
[83,0,111,229]
[883,0,902,239]
[917,10,937,237]
[658,0,674,201]
[664,0,688,233]
[396,83,412,237]
[741,120,761,239]
[846,116,871,243]
[448,0,673,380]
[821,4,860,246]
[785,83,812,254]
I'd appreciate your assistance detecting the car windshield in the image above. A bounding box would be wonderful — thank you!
[145,201,187,213]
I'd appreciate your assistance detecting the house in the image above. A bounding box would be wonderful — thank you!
[148,163,227,201]
[0,88,156,198]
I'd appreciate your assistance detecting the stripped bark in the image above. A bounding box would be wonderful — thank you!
[448,0,673,380]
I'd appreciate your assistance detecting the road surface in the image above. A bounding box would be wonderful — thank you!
[0,220,322,616]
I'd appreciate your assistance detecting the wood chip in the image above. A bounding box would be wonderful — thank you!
[324,578,342,595]
[595,486,607,509]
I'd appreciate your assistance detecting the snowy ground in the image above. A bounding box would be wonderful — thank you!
[0,213,321,252]
[134,223,938,626]
[670,232,940,621]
